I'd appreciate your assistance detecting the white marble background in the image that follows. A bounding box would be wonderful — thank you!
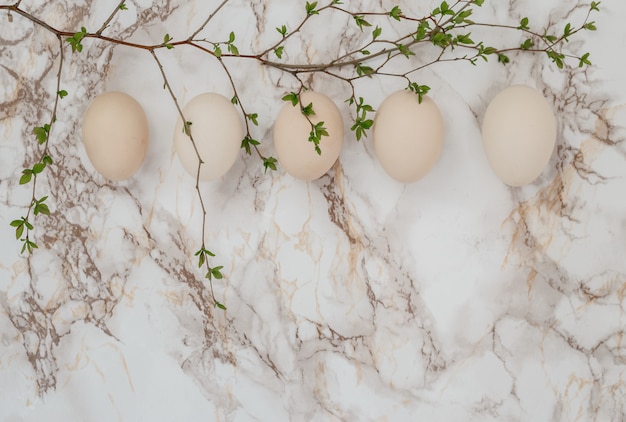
[1,0,625,421]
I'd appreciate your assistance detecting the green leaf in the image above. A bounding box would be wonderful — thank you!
[19,170,32,185]
[389,5,402,21]
[119,2,128,10]
[354,15,371,31]
[163,33,174,49]
[396,43,414,58]
[355,63,374,77]
[263,157,278,173]
[15,223,24,240]
[584,21,597,31]
[231,96,238,105]
[34,203,50,216]
[211,266,224,279]
[497,53,510,64]
[241,136,260,155]
[227,43,239,55]
[407,82,430,103]
[520,38,534,50]
[590,1,600,11]
[42,155,53,165]
[247,113,259,126]
[274,46,284,58]
[301,102,315,116]
[182,121,192,136]
[276,25,287,37]
[305,1,318,15]
[198,250,205,268]
[414,21,430,42]
[32,162,45,175]
[9,219,22,227]
[57,90,68,99]
[215,302,227,310]
[33,126,48,144]
[214,44,222,57]
[228,31,236,43]
[282,92,299,106]
[578,52,592,68]
[372,26,382,40]
[455,33,474,45]
[518,17,529,30]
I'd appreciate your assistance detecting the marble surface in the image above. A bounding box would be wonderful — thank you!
[1,0,625,420]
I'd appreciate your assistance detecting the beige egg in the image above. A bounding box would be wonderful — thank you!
[173,93,243,181]
[481,85,557,186]
[82,91,149,181]
[373,90,444,183]
[273,91,343,181]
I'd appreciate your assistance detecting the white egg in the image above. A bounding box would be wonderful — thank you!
[173,93,243,181]
[82,91,149,181]
[273,91,343,181]
[373,90,444,183]
[481,85,557,186]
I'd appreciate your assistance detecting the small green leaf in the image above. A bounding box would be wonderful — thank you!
[228,31,235,43]
[389,5,402,21]
[372,26,382,40]
[19,170,32,185]
[305,1,318,15]
[520,38,534,50]
[301,102,315,116]
[34,203,50,216]
[42,155,53,165]
[32,162,45,175]
[15,224,24,240]
[276,25,287,37]
[263,157,278,173]
[578,52,592,68]
[355,63,374,77]
[247,113,259,126]
[231,96,238,105]
[274,46,284,58]
[282,92,299,106]
[214,44,222,57]
[33,126,48,144]
[498,53,510,64]
[57,90,68,99]
[584,21,597,31]
[182,121,192,136]
[241,136,260,155]
[10,219,22,227]
[215,302,227,310]
[211,266,224,279]
[590,1,600,11]
[198,251,205,268]
[474,0,484,5]
[518,17,529,30]
[354,15,371,31]
[119,2,128,10]
[227,43,239,55]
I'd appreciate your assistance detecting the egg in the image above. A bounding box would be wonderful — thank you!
[82,91,149,181]
[273,91,343,181]
[481,85,557,186]
[173,93,243,181]
[373,90,444,183]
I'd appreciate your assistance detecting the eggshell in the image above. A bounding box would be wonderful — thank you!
[173,93,243,181]
[273,91,344,181]
[481,85,557,186]
[82,91,149,181]
[373,90,444,183]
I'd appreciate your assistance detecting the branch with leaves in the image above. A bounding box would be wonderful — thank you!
[1,0,601,311]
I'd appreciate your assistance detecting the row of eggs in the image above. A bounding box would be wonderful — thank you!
[82,85,557,187]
